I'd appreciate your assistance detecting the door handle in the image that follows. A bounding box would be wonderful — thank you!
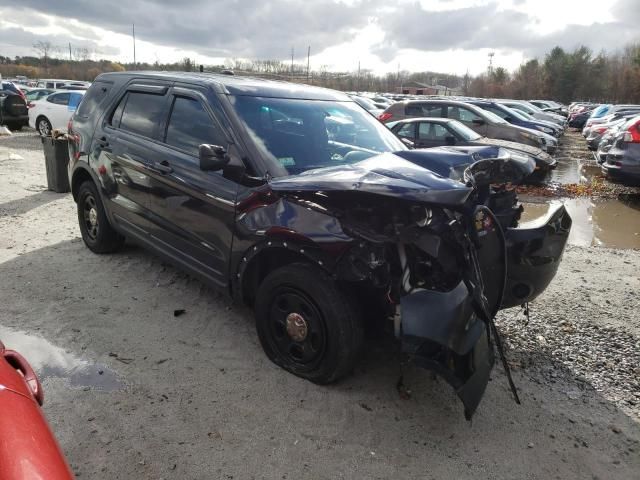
[154,160,173,174]
[98,136,109,148]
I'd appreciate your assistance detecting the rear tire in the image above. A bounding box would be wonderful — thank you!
[77,181,124,253]
[36,116,52,136]
[255,262,363,384]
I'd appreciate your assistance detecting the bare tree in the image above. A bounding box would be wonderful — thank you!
[33,41,58,69]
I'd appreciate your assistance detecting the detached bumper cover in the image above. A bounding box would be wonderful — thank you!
[401,282,495,419]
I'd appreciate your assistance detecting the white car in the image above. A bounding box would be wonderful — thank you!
[29,90,85,136]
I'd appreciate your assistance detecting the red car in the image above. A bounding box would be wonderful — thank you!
[0,340,74,479]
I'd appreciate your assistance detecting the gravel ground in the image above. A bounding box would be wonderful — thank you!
[1,131,639,479]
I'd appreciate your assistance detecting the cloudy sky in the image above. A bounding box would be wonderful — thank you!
[0,0,638,75]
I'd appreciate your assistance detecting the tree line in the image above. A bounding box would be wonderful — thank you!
[1,41,639,103]
[469,44,640,103]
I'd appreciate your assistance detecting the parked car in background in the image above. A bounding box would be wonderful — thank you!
[529,100,568,116]
[594,120,628,163]
[349,95,383,116]
[601,115,640,184]
[1,80,26,100]
[497,100,566,125]
[468,100,562,138]
[584,106,640,131]
[59,81,91,91]
[379,99,552,151]
[29,90,85,135]
[25,88,57,104]
[36,78,75,89]
[388,117,556,182]
[0,89,29,130]
[568,107,596,128]
[0,340,74,479]
[67,72,571,417]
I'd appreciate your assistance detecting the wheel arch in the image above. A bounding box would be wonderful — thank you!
[70,165,97,201]
[236,239,334,306]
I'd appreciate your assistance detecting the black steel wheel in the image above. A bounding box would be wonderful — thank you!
[76,181,124,253]
[255,262,363,384]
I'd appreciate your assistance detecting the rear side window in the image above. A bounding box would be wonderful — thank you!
[47,93,70,105]
[165,96,226,156]
[406,103,443,117]
[77,82,111,117]
[448,106,482,122]
[395,123,415,139]
[116,92,166,138]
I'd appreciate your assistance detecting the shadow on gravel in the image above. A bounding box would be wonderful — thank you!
[0,190,64,216]
[0,239,638,479]
[0,131,42,151]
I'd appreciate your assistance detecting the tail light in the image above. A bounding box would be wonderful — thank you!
[27,102,35,108]
[378,112,393,122]
[622,119,640,143]
[594,126,608,134]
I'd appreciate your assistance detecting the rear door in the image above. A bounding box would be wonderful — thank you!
[94,83,171,235]
[143,85,239,288]
[415,121,453,148]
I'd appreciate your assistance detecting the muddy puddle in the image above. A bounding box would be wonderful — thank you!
[551,156,602,184]
[521,195,640,249]
[0,326,124,391]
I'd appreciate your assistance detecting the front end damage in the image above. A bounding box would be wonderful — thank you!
[239,154,571,418]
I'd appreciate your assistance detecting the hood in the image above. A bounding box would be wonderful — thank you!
[269,152,472,207]
[475,137,550,161]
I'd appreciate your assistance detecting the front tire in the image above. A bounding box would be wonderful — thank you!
[77,181,124,253]
[254,262,363,384]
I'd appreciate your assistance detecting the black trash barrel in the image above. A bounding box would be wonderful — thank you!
[41,136,70,193]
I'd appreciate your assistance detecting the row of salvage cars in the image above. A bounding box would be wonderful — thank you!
[578,103,640,185]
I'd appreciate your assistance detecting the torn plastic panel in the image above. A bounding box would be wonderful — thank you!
[501,203,572,308]
[400,283,494,420]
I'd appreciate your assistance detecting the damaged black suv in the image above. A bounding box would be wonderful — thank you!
[68,72,571,418]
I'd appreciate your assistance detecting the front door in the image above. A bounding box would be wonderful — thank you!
[143,86,239,288]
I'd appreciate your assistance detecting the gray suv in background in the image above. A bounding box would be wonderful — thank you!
[379,100,551,151]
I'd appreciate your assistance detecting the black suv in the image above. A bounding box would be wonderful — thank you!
[0,82,29,130]
[68,72,571,417]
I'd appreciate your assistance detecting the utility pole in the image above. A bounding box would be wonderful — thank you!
[306,46,310,84]
[357,60,361,92]
[132,23,137,70]
[290,47,294,80]
[68,42,72,61]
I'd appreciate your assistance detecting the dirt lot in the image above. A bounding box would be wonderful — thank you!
[1,131,639,479]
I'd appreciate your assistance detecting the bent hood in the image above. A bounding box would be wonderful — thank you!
[475,137,553,163]
[269,152,472,207]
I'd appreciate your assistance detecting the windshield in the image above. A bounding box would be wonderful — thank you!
[481,109,508,124]
[447,120,482,140]
[231,96,406,176]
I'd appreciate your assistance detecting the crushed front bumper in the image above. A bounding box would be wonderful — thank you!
[399,204,571,419]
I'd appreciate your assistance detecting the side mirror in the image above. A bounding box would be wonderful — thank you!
[400,137,415,148]
[472,118,485,126]
[199,144,229,171]
[445,135,456,146]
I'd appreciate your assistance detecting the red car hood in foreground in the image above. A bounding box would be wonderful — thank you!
[0,340,74,479]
